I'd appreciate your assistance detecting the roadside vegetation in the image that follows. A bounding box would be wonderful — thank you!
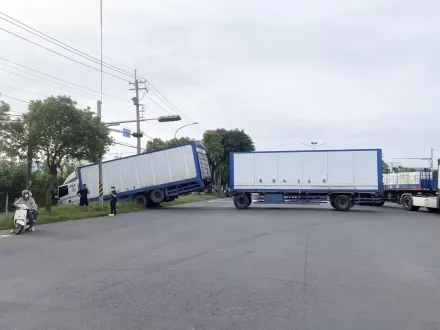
[0,194,217,230]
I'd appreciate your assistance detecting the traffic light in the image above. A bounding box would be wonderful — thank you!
[131,132,143,138]
[158,115,181,122]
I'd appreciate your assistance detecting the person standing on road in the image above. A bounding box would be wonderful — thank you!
[110,186,118,215]
[77,184,90,210]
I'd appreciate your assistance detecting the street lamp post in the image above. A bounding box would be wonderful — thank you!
[174,122,198,139]
[302,141,326,150]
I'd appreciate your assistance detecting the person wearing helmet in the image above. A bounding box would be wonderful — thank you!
[11,190,37,233]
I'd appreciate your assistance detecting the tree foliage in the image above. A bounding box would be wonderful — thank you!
[146,137,194,152]
[0,158,27,201]
[203,129,255,189]
[0,96,113,212]
[382,160,390,174]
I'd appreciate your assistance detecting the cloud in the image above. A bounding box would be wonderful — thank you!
[0,0,439,166]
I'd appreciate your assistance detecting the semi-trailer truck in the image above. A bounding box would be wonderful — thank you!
[57,141,211,206]
[386,162,440,212]
[229,148,383,211]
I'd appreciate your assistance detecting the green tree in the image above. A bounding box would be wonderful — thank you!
[146,137,193,151]
[202,130,225,190]
[392,166,416,173]
[0,101,40,187]
[1,96,113,212]
[203,129,255,189]
[0,158,27,211]
[382,160,390,174]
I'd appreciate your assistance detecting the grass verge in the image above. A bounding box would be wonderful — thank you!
[0,193,217,230]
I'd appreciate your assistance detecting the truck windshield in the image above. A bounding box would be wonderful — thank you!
[58,185,69,199]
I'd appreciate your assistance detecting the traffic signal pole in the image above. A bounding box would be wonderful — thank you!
[129,70,148,154]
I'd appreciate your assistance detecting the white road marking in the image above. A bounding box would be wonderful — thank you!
[0,235,11,239]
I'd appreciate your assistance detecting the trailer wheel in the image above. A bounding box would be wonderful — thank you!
[401,195,420,211]
[234,194,250,210]
[333,195,351,211]
[150,189,165,203]
[133,195,147,205]
[427,207,439,213]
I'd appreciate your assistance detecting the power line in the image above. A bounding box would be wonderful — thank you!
[0,57,128,102]
[0,94,30,103]
[0,12,204,131]
[0,82,48,98]
[0,83,90,109]
[0,27,129,82]
[0,12,135,79]
[0,66,133,111]
[0,67,104,102]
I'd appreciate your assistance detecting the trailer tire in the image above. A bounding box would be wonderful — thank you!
[133,195,147,205]
[401,195,420,211]
[150,189,165,204]
[427,207,439,213]
[333,195,351,211]
[234,194,250,210]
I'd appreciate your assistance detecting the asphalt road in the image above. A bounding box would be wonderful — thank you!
[1,200,440,330]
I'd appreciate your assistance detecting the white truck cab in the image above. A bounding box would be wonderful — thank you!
[57,171,80,205]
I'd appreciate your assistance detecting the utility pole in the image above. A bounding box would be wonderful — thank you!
[26,141,32,189]
[97,100,104,209]
[129,70,147,154]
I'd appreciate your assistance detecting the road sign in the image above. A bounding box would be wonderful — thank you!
[122,128,131,137]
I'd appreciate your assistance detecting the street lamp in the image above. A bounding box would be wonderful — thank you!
[174,122,198,139]
[302,141,326,150]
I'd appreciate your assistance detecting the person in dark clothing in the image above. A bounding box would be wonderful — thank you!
[110,186,117,215]
[77,184,90,208]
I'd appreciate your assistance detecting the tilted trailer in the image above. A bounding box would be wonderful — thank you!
[229,148,383,211]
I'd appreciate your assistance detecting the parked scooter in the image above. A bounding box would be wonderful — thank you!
[12,204,36,235]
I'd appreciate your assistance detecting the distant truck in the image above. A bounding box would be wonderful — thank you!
[384,162,440,212]
[229,148,383,211]
[57,142,211,206]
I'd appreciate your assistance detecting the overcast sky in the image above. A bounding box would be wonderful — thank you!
[1,0,439,167]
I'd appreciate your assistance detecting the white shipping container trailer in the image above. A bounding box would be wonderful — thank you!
[77,142,211,206]
[230,148,383,211]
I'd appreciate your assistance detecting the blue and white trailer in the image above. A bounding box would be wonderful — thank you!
[76,142,211,206]
[229,148,383,211]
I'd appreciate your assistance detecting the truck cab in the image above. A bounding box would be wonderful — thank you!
[57,171,80,205]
